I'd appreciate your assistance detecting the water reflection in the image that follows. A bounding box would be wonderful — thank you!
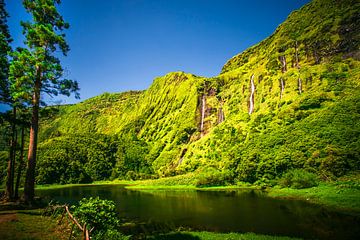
[36,185,360,240]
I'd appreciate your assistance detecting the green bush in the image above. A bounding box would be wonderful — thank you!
[72,197,121,237]
[196,168,234,187]
[278,169,318,189]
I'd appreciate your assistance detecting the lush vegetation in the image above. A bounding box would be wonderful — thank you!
[72,197,128,240]
[0,0,359,202]
[2,0,357,188]
[0,0,359,239]
[0,0,79,202]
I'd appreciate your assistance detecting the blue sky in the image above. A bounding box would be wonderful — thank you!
[5,0,310,107]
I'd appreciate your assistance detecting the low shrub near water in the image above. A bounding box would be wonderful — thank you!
[279,169,318,189]
[72,197,128,240]
[196,168,234,187]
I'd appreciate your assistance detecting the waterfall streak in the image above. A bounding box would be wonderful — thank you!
[200,95,206,134]
[280,78,285,99]
[218,102,225,123]
[249,74,255,115]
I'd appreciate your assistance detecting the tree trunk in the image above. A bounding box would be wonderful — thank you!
[15,126,25,199]
[5,106,16,200]
[24,67,41,203]
[11,123,18,194]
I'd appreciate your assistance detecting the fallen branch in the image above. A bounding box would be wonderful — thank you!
[46,204,90,240]
[65,205,84,232]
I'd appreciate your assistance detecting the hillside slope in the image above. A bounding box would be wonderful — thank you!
[36,0,360,184]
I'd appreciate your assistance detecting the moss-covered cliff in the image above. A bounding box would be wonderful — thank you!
[36,0,360,184]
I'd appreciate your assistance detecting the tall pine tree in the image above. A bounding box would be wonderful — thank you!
[10,0,79,202]
[0,0,12,103]
[0,0,16,201]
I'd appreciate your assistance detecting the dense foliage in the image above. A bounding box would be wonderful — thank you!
[0,0,12,103]
[36,133,152,184]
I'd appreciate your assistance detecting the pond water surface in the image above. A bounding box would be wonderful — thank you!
[36,185,360,239]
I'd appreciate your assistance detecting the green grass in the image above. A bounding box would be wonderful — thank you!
[0,209,79,240]
[127,184,196,190]
[35,179,136,190]
[268,180,360,214]
[123,173,258,190]
[148,231,301,240]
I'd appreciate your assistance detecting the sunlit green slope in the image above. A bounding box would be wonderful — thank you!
[37,0,360,184]
[178,0,360,181]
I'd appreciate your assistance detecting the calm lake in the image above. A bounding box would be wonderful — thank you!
[36,185,360,239]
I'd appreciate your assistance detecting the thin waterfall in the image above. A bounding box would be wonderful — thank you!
[200,94,206,136]
[280,77,285,99]
[279,55,287,73]
[218,101,225,123]
[178,148,188,165]
[298,78,302,94]
[249,74,255,115]
[294,41,300,69]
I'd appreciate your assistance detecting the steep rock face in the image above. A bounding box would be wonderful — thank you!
[176,0,360,179]
[40,91,143,138]
[37,0,360,181]
[222,0,360,74]
[39,72,204,176]
[129,72,203,171]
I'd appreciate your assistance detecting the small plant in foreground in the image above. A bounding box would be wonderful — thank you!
[73,197,128,239]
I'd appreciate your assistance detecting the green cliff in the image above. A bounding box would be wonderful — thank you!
[35,0,360,184]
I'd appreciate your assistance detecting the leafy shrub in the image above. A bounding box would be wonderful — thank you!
[196,168,234,187]
[73,197,120,237]
[254,174,277,188]
[125,170,137,180]
[299,98,322,110]
[278,169,318,189]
